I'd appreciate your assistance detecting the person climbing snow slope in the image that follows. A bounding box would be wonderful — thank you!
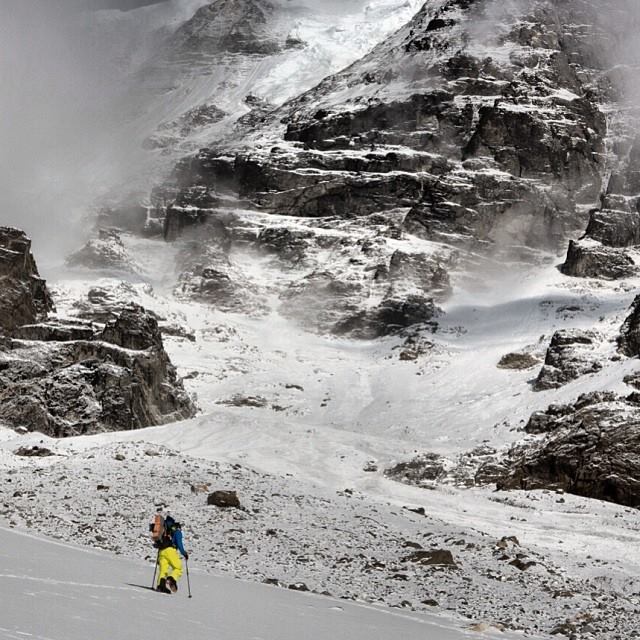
[155,515,189,594]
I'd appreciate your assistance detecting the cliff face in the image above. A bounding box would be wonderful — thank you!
[0,228,195,437]
[0,227,53,332]
[144,0,624,337]
[170,0,290,57]
[57,2,640,507]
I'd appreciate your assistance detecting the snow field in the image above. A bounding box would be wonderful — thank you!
[2,438,640,637]
[2,524,509,640]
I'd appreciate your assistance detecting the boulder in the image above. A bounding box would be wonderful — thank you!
[14,446,54,457]
[207,490,241,508]
[497,352,540,370]
[402,549,457,567]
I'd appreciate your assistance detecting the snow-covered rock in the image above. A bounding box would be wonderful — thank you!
[0,304,196,436]
[0,227,53,332]
[499,391,640,507]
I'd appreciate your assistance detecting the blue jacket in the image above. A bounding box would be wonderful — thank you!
[172,528,187,557]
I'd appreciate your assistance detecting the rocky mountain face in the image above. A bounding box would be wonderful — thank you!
[170,0,296,57]
[68,2,640,500]
[9,4,640,638]
[133,0,622,339]
[0,228,195,437]
[497,391,640,506]
[132,0,421,160]
[494,294,640,505]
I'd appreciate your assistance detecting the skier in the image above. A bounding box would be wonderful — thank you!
[156,516,189,594]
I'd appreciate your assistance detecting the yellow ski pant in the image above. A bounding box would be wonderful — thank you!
[157,547,183,584]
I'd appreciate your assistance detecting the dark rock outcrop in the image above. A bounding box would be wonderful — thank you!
[0,305,196,437]
[533,329,602,390]
[584,209,640,247]
[561,239,636,280]
[498,392,640,507]
[331,295,439,339]
[618,295,640,357]
[101,304,163,351]
[170,0,288,57]
[0,227,53,332]
[385,453,447,486]
[559,83,640,278]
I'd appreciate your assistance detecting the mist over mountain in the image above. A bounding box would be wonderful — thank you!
[89,0,168,9]
[4,2,640,638]
[0,2,146,260]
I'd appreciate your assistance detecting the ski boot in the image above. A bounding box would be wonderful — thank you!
[166,576,178,593]
[156,578,171,594]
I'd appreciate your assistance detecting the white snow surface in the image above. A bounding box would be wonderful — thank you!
[1,526,522,640]
[5,240,640,636]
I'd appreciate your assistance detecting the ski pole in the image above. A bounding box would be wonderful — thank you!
[185,557,192,598]
[151,549,160,589]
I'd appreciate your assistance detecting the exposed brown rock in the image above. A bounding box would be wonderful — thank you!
[207,490,241,508]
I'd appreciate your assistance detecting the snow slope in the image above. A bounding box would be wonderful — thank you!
[0,526,521,640]
[50,239,640,454]
[18,243,639,638]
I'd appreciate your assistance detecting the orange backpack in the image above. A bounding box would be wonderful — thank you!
[150,513,165,543]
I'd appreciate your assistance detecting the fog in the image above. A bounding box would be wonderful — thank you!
[0,1,174,266]
[4,0,640,269]
[89,0,167,9]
